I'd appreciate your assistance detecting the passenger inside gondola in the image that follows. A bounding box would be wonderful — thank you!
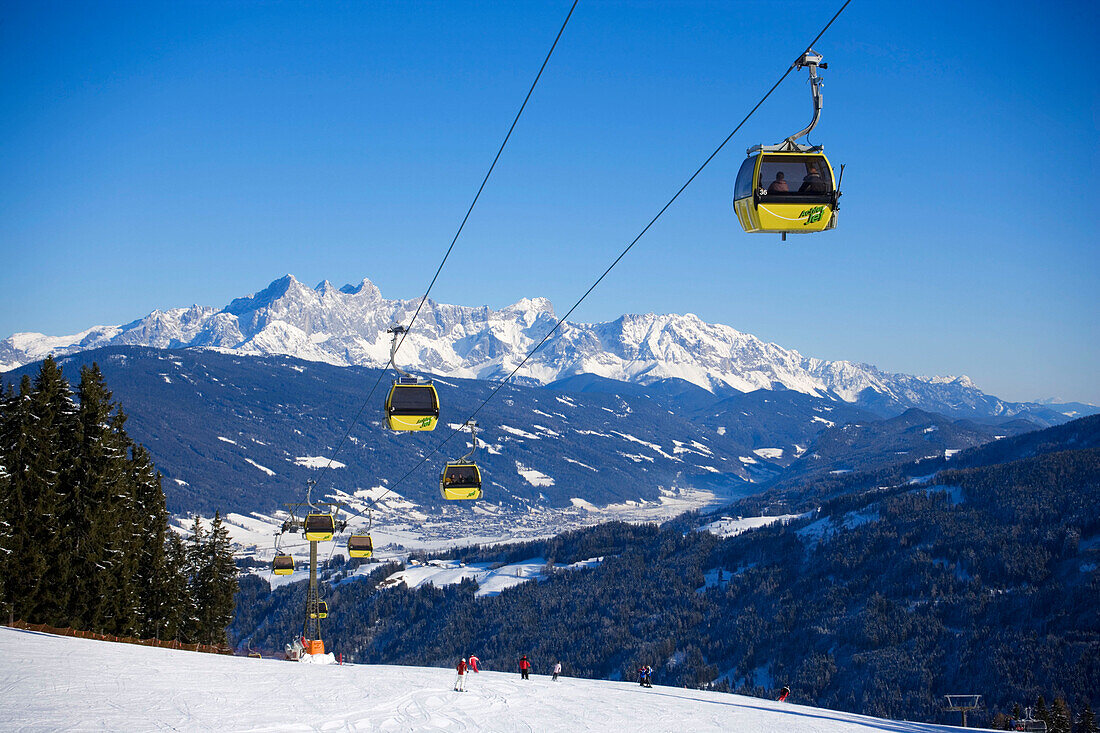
[444,465,480,487]
[757,157,832,200]
[798,163,826,193]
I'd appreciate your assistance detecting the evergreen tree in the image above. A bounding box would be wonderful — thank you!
[1036,696,1051,729]
[161,530,192,641]
[67,364,136,633]
[1078,703,1098,733]
[186,516,208,642]
[130,444,170,639]
[197,511,238,646]
[101,409,143,636]
[1050,698,1072,733]
[0,379,14,618]
[21,358,79,625]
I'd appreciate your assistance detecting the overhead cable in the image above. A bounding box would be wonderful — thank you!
[313,0,580,476]
[366,0,854,508]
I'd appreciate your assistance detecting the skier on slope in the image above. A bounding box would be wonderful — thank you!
[552,661,562,682]
[519,655,532,680]
[467,655,480,673]
[777,685,791,702]
[454,658,468,692]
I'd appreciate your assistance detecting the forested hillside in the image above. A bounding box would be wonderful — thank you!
[5,347,766,514]
[232,418,1100,727]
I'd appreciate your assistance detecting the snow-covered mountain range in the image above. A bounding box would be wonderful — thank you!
[0,274,1069,421]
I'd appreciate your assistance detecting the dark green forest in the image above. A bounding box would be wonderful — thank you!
[233,429,1099,727]
[0,357,237,644]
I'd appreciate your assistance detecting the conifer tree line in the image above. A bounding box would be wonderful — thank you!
[991,697,1099,733]
[0,356,237,645]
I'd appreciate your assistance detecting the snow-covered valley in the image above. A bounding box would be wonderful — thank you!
[206,481,738,577]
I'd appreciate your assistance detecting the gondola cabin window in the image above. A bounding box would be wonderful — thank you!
[734,156,758,201]
[443,465,480,487]
[388,384,438,415]
[757,156,833,200]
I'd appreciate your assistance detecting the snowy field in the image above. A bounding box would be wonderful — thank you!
[0,627,976,732]
[381,556,604,597]
[699,513,805,538]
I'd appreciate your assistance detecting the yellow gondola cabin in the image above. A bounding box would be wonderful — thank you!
[440,462,483,501]
[733,148,838,234]
[347,534,373,558]
[733,50,842,238]
[304,513,335,542]
[384,378,440,431]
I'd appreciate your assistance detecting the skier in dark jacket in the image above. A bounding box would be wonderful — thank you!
[777,685,791,702]
[519,655,532,680]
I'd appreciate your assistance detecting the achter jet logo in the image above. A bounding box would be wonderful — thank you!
[799,205,825,225]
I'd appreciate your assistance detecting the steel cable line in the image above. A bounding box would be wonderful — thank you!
[358,0,854,513]
[305,1,579,484]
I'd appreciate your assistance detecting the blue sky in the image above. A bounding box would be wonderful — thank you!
[2,1,1097,404]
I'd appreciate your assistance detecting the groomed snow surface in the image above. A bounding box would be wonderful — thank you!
[1,627,971,732]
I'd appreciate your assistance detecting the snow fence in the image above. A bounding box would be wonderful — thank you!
[6,620,233,656]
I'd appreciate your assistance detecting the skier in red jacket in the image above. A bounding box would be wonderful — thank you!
[454,658,468,692]
[777,685,791,702]
[519,655,532,680]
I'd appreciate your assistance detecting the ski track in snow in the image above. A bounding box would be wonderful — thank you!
[0,627,967,732]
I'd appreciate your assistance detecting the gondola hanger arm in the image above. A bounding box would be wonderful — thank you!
[386,325,414,379]
[782,49,826,149]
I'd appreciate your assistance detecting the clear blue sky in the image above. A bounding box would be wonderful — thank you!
[2,1,1097,404]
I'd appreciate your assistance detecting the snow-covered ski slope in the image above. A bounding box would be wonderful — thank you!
[1,627,974,732]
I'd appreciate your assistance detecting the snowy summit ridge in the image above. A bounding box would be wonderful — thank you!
[0,274,1015,416]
